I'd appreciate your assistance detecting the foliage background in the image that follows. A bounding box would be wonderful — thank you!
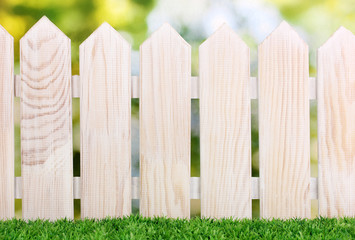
[1,0,354,219]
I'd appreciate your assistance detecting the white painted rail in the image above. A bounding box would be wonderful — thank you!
[14,177,318,200]
[14,75,317,100]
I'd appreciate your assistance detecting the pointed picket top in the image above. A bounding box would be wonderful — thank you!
[259,21,307,48]
[319,26,355,51]
[200,23,248,51]
[0,25,13,41]
[140,23,190,50]
[80,22,130,50]
[20,16,69,43]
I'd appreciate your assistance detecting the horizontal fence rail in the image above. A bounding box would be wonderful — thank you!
[13,177,319,200]
[13,75,317,99]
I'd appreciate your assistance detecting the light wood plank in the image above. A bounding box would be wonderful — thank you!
[318,27,355,217]
[20,16,73,220]
[80,23,131,218]
[0,25,14,220]
[140,23,191,218]
[200,24,251,218]
[259,21,310,219]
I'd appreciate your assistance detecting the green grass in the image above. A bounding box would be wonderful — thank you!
[1,216,355,239]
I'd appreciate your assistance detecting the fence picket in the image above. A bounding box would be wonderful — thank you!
[0,25,14,220]
[318,27,355,217]
[20,17,73,220]
[200,24,251,218]
[258,21,310,218]
[80,23,131,218]
[140,24,191,218]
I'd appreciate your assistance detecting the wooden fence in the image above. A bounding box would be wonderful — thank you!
[0,16,354,220]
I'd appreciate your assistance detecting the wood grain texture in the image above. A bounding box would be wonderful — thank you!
[80,23,131,219]
[140,23,191,218]
[318,27,355,217]
[258,21,310,219]
[200,24,251,219]
[0,25,14,220]
[20,16,73,220]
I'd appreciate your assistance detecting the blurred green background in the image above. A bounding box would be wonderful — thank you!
[1,0,354,219]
